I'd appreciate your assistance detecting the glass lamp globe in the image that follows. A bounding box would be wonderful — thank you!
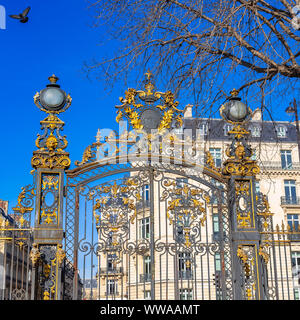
[228,100,248,122]
[39,75,66,112]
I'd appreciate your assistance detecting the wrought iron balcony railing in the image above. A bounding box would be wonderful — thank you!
[140,273,152,282]
[212,232,221,242]
[104,292,120,296]
[288,233,300,241]
[281,197,300,205]
[136,199,150,210]
[211,196,226,205]
[179,270,193,280]
[260,161,300,171]
[99,267,123,274]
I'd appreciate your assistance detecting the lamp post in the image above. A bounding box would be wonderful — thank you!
[30,75,71,300]
[285,98,300,163]
[220,89,268,300]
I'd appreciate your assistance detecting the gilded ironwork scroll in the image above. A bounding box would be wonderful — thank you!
[160,178,209,247]
[115,71,183,133]
[237,245,259,300]
[31,113,71,170]
[38,173,59,225]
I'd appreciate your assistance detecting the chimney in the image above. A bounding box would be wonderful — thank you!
[252,108,262,121]
[184,104,193,118]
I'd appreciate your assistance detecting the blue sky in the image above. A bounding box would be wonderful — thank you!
[0,1,297,211]
[0,0,124,209]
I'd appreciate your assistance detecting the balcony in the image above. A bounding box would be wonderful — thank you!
[260,161,300,171]
[136,199,150,210]
[288,233,300,241]
[179,270,193,280]
[99,267,123,274]
[210,196,226,205]
[280,197,300,206]
[212,232,222,242]
[104,292,120,296]
[140,273,152,282]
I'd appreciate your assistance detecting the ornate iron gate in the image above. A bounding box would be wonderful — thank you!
[0,182,34,300]
[64,159,233,300]
[1,74,300,300]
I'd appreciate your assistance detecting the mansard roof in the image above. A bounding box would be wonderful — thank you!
[183,117,297,143]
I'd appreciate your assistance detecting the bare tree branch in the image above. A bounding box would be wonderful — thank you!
[86,0,300,117]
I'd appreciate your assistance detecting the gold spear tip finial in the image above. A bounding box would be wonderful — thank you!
[144,70,153,81]
[48,74,59,84]
[230,88,239,97]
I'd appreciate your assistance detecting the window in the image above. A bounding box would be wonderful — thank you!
[178,253,191,271]
[292,252,300,297]
[178,252,192,279]
[287,214,299,231]
[139,217,150,239]
[284,180,297,204]
[294,289,300,300]
[107,279,117,295]
[141,184,150,201]
[107,254,115,271]
[213,215,219,233]
[144,290,151,300]
[176,177,188,188]
[179,289,193,300]
[224,124,233,136]
[84,279,97,289]
[107,232,113,246]
[209,148,222,168]
[214,253,222,300]
[251,126,261,137]
[198,123,208,136]
[251,149,256,160]
[292,251,300,274]
[213,214,220,240]
[211,179,225,204]
[255,181,260,194]
[173,127,184,135]
[144,256,151,276]
[175,178,188,201]
[141,256,152,282]
[281,150,292,169]
[175,222,184,243]
[276,126,287,138]
[215,253,221,272]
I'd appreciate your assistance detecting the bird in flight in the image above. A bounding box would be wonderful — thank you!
[9,7,31,23]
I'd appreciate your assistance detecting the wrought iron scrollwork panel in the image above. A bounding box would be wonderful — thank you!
[39,173,60,225]
[39,245,58,300]
[67,166,233,300]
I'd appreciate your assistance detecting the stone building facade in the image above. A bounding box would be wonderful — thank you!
[93,107,300,300]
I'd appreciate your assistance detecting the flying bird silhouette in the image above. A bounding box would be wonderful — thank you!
[9,7,31,23]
